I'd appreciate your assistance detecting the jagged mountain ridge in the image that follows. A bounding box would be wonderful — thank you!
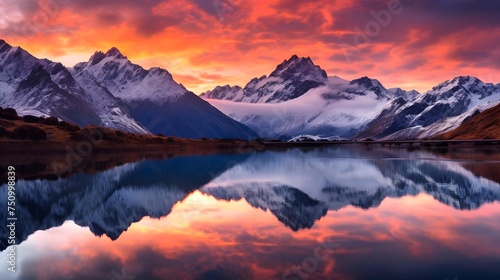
[0,39,149,133]
[357,76,500,140]
[39,58,150,133]
[0,39,257,139]
[70,47,257,139]
[201,55,328,103]
[3,37,498,140]
[202,55,499,140]
[201,55,417,105]
[0,40,106,128]
[204,70,418,139]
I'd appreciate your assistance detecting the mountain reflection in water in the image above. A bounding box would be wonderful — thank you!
[1,146,500,280]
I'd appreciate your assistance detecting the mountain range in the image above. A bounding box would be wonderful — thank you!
[2,147,500,250]
[0,39,257,139]
[1,38,499,141]
[202,56,500,140]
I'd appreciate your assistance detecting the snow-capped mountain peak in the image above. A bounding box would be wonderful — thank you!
[270,55,328,80]
[69,46,258,139]
[201,55,328,103]
[358,75,500,140]
[425,76,499,102]
[72,49,189,103]
[0,39,9,49]
[105,47,127,59]
[431,75,483,93]
[388,88,420,102]
[149,66,174,79]
[88,51,106,65]
[199,85,243,100]
[0,39,256,139]
[347,76,392,99]
[86,47,127,67]
[449,75,480,85]
[349,76,383,88]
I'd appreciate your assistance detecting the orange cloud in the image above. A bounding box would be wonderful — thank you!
[1,0,499,94]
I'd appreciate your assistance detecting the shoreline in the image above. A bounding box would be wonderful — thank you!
[1,138,499,184]
[0,139,262,183]
[2,138,500,155]
[263,139,500,149]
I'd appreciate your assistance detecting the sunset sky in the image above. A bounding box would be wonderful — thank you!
[10,192,500,279]
[1,0,499,93]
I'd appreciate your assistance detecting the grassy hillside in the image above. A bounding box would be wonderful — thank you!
[433,104,500,140]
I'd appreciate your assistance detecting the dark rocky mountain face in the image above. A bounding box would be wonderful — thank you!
[347,76,399,100]
[201,53,499,141]
[264,56,328,103]
[200,85,243,100]
[71,47,258,139]
[356,76,500,140]
[0,39,257,139]
[201,55,329,103]
[0,41,103,127]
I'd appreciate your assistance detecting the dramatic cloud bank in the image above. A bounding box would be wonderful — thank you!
[1,0,499,93]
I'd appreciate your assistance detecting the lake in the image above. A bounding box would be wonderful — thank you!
[1,145,500,280]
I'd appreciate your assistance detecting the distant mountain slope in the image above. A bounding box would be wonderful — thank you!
[207,81,392,140]
[3,37,499,140]
[203,58,418,140]
[358,76,500,140]
[203,53,500,140]
[201,55,328,103]
[0,40,104,128]
[72,48,257,139]
[40,58,149,134]
[0,39,256,139]
[433,102,500,140]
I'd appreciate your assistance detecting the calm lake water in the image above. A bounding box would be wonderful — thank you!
[1,146,500,280]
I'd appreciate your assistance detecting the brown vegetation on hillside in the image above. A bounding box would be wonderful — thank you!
[433,104,500,140]
[0,107,261,155]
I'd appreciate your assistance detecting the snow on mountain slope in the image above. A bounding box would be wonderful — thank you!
[72,48,188,104]
[0,40,103,127]
[388,87,419,101]
[203,53,499,140]
[434,102,500,140]
[201,55,422,140]
[359,76,500,140]
[67,68,149,133]
[39,58,149,133]
[201,55,328,103]
[207,76,410,139]
[0,39,149,133]
[199,85,243,101]
[72,48,258,139]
